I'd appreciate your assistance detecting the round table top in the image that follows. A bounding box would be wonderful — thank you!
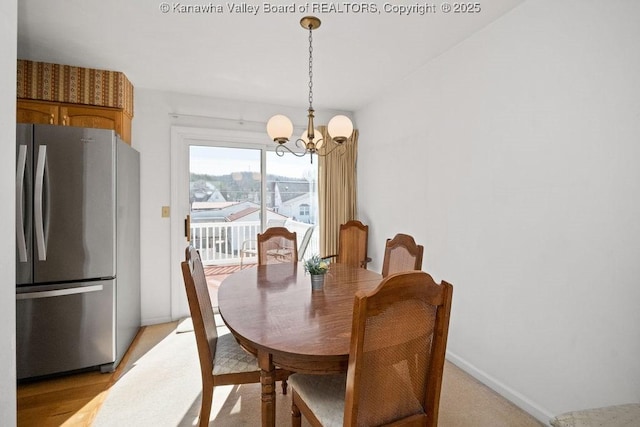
[218,262,383,372]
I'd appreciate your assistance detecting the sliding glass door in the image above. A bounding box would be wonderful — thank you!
[189,145,263,264]
[185,140,319,309]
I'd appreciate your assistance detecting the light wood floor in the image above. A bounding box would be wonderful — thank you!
[17,327,145,427]
[17,323,544,427]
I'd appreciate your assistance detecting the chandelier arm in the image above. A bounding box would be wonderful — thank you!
[275,143,307,158]
[315,142,346,158]
[294,138,307,151]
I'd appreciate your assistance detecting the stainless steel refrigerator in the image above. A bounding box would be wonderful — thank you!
[16,124,140,380]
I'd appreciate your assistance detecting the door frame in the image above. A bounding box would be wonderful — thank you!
[170,126,274,320]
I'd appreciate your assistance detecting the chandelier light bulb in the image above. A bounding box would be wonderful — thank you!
[267,114,294,144]
[327,115,354,144]
[301,128,323,150]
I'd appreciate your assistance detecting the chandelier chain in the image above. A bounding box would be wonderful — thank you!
[308,26,313,110]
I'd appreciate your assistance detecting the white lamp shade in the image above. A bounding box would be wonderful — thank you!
[301,128,323,148]
[327,115,354,142]
[267,114,294,142]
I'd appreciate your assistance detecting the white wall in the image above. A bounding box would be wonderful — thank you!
[356,0,640,422]
[0,1,17,425]
[132,89,346,324]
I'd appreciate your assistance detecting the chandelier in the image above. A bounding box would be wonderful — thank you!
[266,16,354,163]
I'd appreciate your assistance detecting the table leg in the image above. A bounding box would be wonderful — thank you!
[258,351,276,427]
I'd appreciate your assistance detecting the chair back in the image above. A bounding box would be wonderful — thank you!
[344,271,453,427]
[381,233,424,277]
[257,226,298,265]
[337,220,369,268]
[181,246,218,382]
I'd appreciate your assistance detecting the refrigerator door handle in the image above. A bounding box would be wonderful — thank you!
[16,284,104,300]
[16,144,28,263]
[35,145,47,261]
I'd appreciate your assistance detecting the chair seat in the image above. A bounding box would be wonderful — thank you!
[213,332,259,375]
[291,368,426,426]
[289,373,346,427]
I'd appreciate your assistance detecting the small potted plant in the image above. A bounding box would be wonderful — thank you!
[304,254,329,291]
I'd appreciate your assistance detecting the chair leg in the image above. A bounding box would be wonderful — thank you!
[199,385,213,427]
[291,395,302,427]
[281,379,288,395]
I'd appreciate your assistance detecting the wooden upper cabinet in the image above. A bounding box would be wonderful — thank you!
[60,105,121,129]
[17,100,59,125]
[16,100,132,144]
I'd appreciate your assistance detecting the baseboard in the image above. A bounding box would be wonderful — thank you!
[446,350,554,425]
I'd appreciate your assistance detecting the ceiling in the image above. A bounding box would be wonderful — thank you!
[17,0,524,112]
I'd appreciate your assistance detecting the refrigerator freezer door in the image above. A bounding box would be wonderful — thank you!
[16,280,115,379]
[16,124,33,285]
[33,125,116,284]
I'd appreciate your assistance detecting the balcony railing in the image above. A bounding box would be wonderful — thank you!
[190,220,318,265]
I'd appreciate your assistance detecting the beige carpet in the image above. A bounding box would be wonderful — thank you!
[93,321,543,426]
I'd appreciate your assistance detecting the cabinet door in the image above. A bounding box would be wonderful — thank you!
[60,104,123,134]
[17,100,59,125]
[17,101,131,144]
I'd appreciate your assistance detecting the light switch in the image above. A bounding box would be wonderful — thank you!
[161,206,170,218]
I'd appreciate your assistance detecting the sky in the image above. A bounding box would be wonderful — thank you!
[189,145,317,180]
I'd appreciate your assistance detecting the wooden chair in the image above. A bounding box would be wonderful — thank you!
[257,226,298,265]
[181,246,290,427]
[381,233,424,278]
[325,220,371,269]
[239,219,288,268]
[289,271,453,427]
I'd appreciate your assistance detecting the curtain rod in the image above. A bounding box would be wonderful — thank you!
[168,112,265,127]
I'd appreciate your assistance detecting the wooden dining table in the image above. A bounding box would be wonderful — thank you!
[218,262,383,427]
